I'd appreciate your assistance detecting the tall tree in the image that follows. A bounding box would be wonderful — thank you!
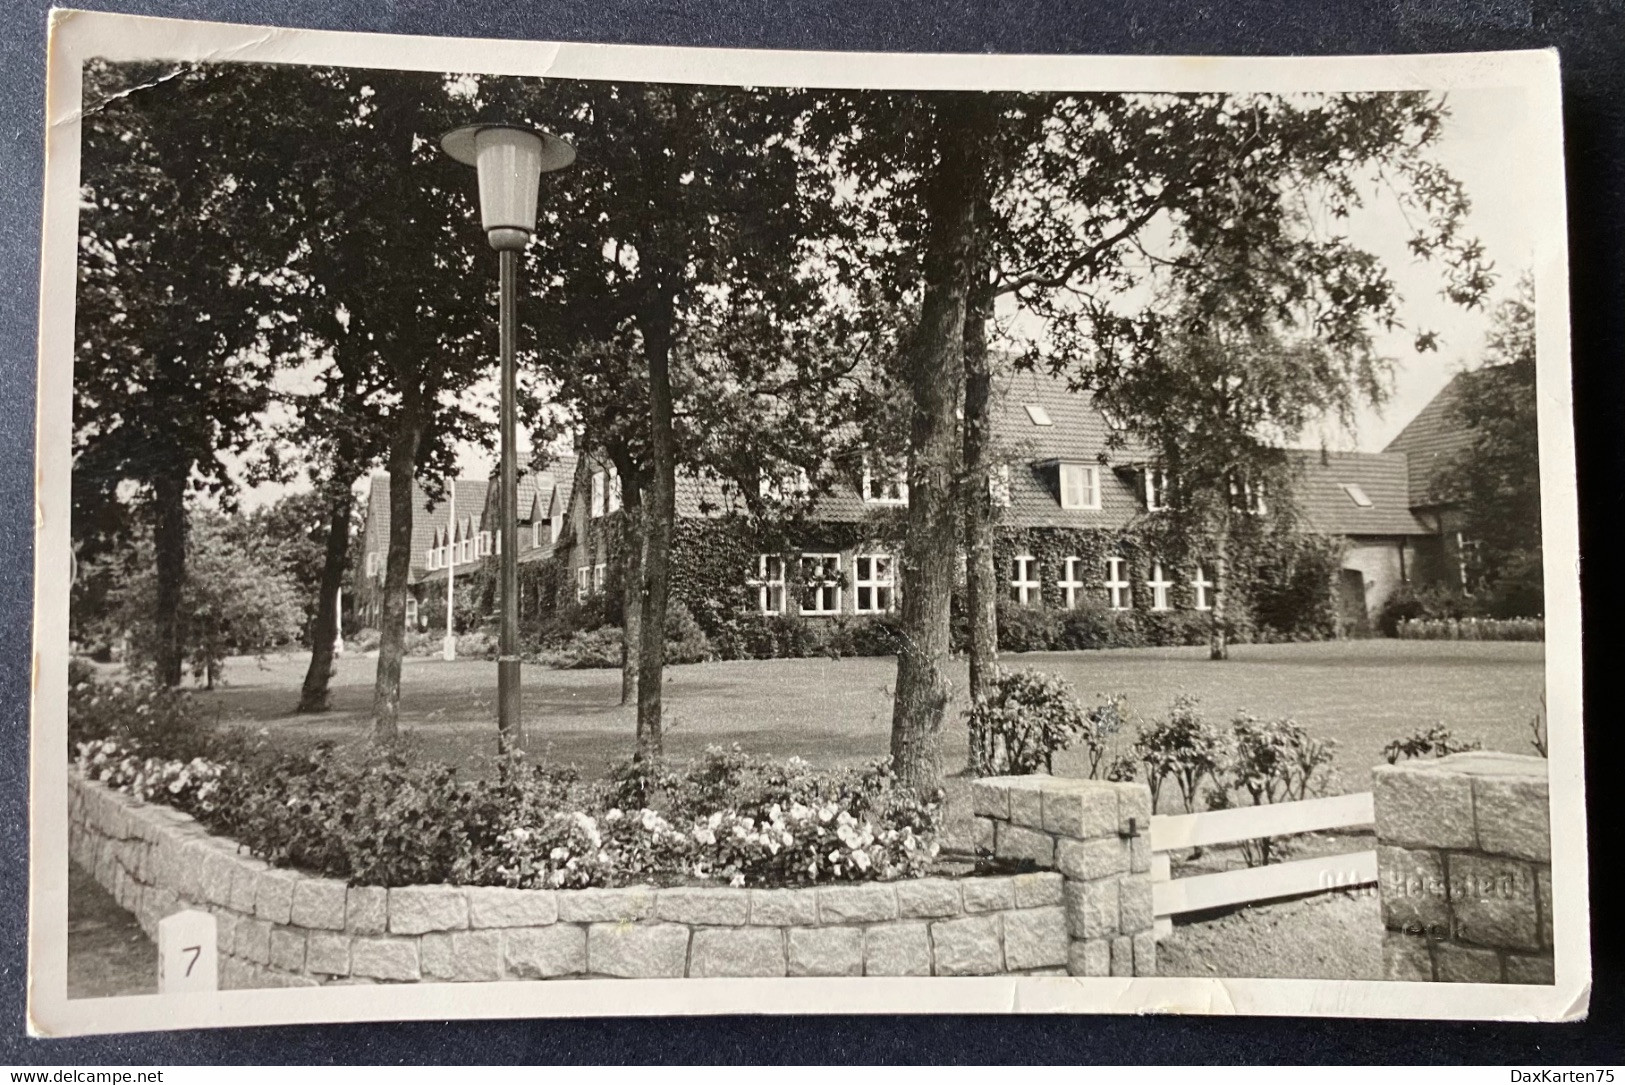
[1435,273,1540,615]
[75,61,308,687]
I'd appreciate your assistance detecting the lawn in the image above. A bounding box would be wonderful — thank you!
[191,639,1545,799]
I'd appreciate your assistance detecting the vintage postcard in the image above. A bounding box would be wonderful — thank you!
[29,9,1588,1035]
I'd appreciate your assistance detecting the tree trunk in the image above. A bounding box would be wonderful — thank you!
[962,274,998,714]
[151,468,187,688]
[617,466,643,707]
[298,482,355,714]
[1210,514,1231,661]
[372,409,423,742]
[890,93,995,797]
[636,302,677,762]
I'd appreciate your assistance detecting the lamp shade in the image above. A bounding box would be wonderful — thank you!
[441,123,575,247]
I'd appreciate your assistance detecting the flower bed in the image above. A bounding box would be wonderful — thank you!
[1395,616,1543,641]
[70,670,939,892]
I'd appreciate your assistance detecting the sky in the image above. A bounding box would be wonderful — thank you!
[239,84,1537,504]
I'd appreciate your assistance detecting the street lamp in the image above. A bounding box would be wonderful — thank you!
[442,122,575,753]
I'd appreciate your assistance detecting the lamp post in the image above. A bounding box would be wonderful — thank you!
[442,122,575,753]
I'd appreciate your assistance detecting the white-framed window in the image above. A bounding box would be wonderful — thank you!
[576,566,591,602]
[405,597,419,627]
[1456,532,1482,595]
[478,530,490,557]
[460,535,473,563]
[532,521,542,548]
[591,471,606,518]
[551,514,563,544]
[608,472,622,513]
[798,554,842,615]
[493,532,501,556]
[854,554,895,614]
[1192,566,1213,611]
[1059,463,1101,510]
[593,563,606,594]
[1009,554,1040,605]
[1024,403,1054,426]
[1104,556,1131,611]
[862,455,909,505]
[1059,556,1085,609]
[365,551,378,577]
[1231,477,1267,515]
[990,464,1012,508]
[752,554,786,614]
[425,544,438,571]
[759,467,812,502]
[1147,561,1173,611]
[1145,468,1169,512]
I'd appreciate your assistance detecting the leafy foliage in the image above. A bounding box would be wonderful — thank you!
[1132,695,1229,814]
[1382,723,1483,765]
[966,667,1114,777]
[1206,713,1338,866]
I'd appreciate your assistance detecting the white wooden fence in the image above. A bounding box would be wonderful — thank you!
[1149,791,1377,938]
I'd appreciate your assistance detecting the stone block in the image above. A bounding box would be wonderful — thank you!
[422,930,503,983]
[1132,930,1157,977]
[1109,935,1134,977]
[1505,952,1555,985]
[221,955,261,991]
[895,878,962,919]
[504,926,587,979]
[290,879,347,931]
[1373,763,1475,850]
[1537,867,1553,948]
[467,886,558,929]
[234,917,272,966]
[253,869,296,925]
[389,885,469,935]
[787,927,863,977]
[1433,941,1503,983]
[1002,906,1068,971]
[972,817,996,854]
[1006,778,1049,831]
[256,970,320,989]
[1013,872,1065,909]
[229,858,267,915]
[268,926,306,974]
[1064,877,1119,940]
[212,910,240,960]
[1056,837,1128,882]
[749,889,818,927]
[305,931,351,977]
[200,849,237,908]
[995,822,1055,867]
[557,887,654,924]
[690,927,786,977]
[1118,876,1154,935]
[1114,783,1154,839]
[1381,931,1435,981]
[587,923,689,978]
[962,878,1015,914]
[970,778,1013,820]
[1041,781,1119,841]
[655,887,751,926]
[1472,774,1551,862]
[1450,853,1540,951]
[863,922,931,976]
[930,914,1003,976]
[1129,836,1152,874]
[1067,938,1112,977]
[346,886,388,935]
[1377,845,1450,936]
[818,883,897,924]
[351,937,421,982]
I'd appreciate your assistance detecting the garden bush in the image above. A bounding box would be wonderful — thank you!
[1205,713,1338,867]
[995,603,1064,654]
[1382,722,1483,764]
[1395,616,1543,641]
[348,627,381,653]
[68,668,217,763]
[966,666,1091,776]
[663,601,713,665]
[1375,585,1474,637]
[1132,694,1228,814]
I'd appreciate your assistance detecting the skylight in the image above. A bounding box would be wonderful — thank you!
[1024,404,1054,426]
[1341,483,1373,508]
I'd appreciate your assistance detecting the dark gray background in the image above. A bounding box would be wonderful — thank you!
[2,0,1620,1064]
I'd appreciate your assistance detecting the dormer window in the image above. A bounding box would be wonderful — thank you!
[759,467,811,501]
[1023,404,1054,426]
[590,472,606,518]
[1145,468,1169,512]
[608,472,623,513]
[862,455,908,505]
[1059,463,1101,510]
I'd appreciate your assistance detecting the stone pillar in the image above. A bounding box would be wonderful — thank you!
[971,774,1156,977]
[1374,751,1553,984]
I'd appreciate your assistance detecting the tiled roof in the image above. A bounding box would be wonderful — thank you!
[1289,450,1433,537]
[1384,372,1473,508]
[361,474,489,582]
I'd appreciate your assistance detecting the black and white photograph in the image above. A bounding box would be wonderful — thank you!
[28,11,1587,1034]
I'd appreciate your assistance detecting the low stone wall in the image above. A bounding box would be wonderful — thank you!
[69,774,1072,987]
[970,773,1157,976]
[1374,751,1553,984]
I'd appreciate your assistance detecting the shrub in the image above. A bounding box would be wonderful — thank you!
[537,627,624,669]
[1382,722,1483,764]
[1207,713,1338,867]
[996,603,1064,653]
[966,666,1092,776]
[664,601,713,665]
[348,627,381,653]
[1395,617,1543,641]
[1132,695,1228,814]
[1376,585,1473,637]
[68,670,216,763]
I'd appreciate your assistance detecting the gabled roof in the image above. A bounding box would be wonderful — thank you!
[360,474,489,581]
[1384,372,1474,508]
[1290,450,1433,536]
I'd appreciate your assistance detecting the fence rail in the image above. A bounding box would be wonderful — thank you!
[1149,790,1376,937]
